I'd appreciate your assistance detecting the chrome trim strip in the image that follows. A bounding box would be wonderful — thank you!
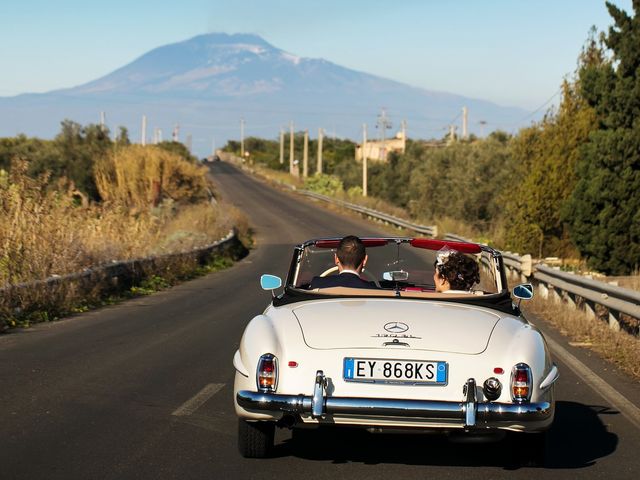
[539,363,559,391]
[236,392,553,428]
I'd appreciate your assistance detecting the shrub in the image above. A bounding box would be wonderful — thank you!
[94,145,209,210]
[304,173,344,196]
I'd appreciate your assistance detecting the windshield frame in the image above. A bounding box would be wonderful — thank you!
[283,237,509,297]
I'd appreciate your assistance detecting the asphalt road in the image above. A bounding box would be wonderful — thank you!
[0,160,639,479]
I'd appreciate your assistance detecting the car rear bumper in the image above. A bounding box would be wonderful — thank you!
[237,372,554,431]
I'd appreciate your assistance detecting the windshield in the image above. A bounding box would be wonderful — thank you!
[291,239,500,294]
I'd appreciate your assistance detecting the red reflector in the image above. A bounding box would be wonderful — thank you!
[261,361,274,373]
[493,367,504,375]
[288,361,298,368]
[515,369,529,383]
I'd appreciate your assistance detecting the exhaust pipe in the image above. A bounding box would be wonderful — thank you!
[278,414,298,428]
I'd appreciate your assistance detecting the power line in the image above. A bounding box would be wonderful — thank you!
[446,110,462,126]
[519,88,562,122]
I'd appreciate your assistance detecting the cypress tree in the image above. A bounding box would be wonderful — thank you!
[564,2,640,274]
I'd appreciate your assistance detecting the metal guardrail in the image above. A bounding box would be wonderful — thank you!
[503,252,533,278]
[299,190,437,237]
[444,235,639,331]
[0,230,240,327]
[534,265,640,331]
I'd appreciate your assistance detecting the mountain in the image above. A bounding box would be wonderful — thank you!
[0,33,531,156]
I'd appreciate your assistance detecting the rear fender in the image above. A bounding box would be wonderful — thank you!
[485,317,554,403]
[237,314,281,380]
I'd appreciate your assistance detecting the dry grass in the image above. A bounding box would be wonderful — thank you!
[523,291,640,380]
[605,272,640,292]
[339,191,411,219]
[0,152,244,288]
[95,145,209,210]
[248,163,305,189]
[433,217,481,242]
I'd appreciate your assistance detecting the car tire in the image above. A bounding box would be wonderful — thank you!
[238,419,275,458]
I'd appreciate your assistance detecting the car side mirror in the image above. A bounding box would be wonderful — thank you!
[513,283,534,300]
[260,274,282,297]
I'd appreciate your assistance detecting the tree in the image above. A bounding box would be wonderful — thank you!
[504,77,596,257]
[116,126,130,146]
[564,3,640,274]
[156,141,198,163]
[49,120,111,200]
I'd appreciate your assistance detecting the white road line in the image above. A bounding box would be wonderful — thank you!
[546,335,640,430]
[172,383,225,417]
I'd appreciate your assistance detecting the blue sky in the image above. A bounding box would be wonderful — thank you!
[0,0,633,110]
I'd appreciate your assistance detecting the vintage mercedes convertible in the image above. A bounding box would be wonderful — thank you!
[233,237,558,460]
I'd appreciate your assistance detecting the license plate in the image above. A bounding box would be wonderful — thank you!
[343,357,447,385]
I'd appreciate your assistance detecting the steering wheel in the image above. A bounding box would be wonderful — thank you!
[318,266,381,288]
[319,266,339,277]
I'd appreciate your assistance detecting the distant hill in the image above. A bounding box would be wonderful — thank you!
[0,33,531,156]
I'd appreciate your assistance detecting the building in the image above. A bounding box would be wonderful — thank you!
[355,131,406,162]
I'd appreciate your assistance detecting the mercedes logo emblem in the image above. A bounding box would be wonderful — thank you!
[384,322,409,333]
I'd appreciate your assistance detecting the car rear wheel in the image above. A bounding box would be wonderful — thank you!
[238,419,275,458]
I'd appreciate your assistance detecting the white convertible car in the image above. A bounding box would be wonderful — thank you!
[233,237,558,461]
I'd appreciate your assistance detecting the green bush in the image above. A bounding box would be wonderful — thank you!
[304,173,344,196]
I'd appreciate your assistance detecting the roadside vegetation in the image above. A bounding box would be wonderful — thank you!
[0,122,249,329]
[224,2,640,278]
[524,294,640,380]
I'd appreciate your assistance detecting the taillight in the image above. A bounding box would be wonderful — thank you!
[257,354,278,392]
[511,363,532,402]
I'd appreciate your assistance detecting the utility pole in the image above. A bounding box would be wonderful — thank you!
[362,124,368,197]
[317,128,323,174]
[279,128,284,164]
[478,120,487,137]
[240,118,245,158]
[141,115,147,146]
[376,108,392,160]
[172,123,180,142]
[462,106,468,140]
[401,120,407,153]
[303,130,309,178]
[448,125,457,144]
[289,121,295,175]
